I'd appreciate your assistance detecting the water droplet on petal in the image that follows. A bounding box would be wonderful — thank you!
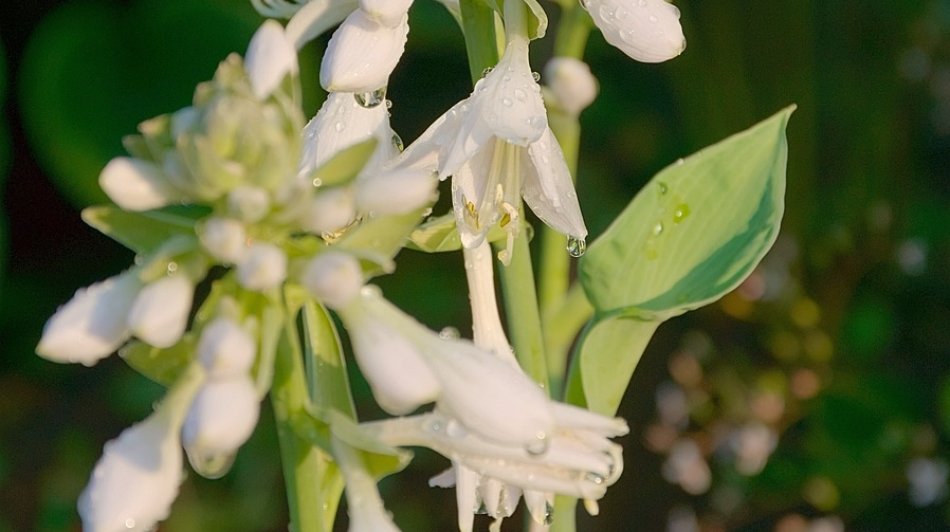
[502,98,513,107]
[482,66,495,78]
[334,121,345,132]
[166,261,178,274]
[585,472,606,485]
[354,87,387,108]
[514,88,527,101]
[543,501,555,525]
[312,177,323,187]
[360,285,382,298]
[124,518,136,529]
[439,326,460,340]
[567,236,587,257]
[445,419,467,438]
[391,132,404,152]
[186,447,236,479]
[532,71,542,82]
[526,432,549,456]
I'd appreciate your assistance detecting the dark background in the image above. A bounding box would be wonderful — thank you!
[0,0,948,530]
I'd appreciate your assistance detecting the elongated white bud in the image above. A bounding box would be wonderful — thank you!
[182,377,260,460]
[585,0,686,63]
[355,167,436,216]
[320,10,409,92]
[236,242,287,290]
[301,251,364,309]
[127,274,194,348]
[197,318,256,378]
[544,57,599,115]
[245,20,299,100]
[199,218,247,264]
[298,187,356,234]
[99,157,181,211]
[36,272,140,366]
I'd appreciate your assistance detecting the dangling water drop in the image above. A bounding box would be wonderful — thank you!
[532,71,542,82]
[482,66,494,78]
[567,236,587,257]
[166,261,178,274]
[354,87,387,108]
[391,132,404,152]
[439,326,460,340]
[584,472,606,485]
[185,447,236,480]
[543,501,555,525]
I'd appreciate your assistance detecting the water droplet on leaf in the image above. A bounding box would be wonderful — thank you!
[673,203,691,223]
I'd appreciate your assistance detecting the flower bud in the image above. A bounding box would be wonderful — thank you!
[236,242,287,290]
[228,186,270,222]
[199,218,247,263]
[359,0,413,27]
[356,167,436,216]
[298,187,357,235]
[197,318,256,378]
[182,377,260,460]
[37,272,140,366]
[127,274,194,348]
[99,157,181,211]
[544,57,599,115]
[585,0,686,63]
[245,20,299,100]
[301,252,364,309]
[320,10,408,93]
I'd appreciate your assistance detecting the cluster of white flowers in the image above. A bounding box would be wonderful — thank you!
[37,0,686,530]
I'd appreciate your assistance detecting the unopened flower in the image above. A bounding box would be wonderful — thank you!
[544,57,599,115]
[197,318,257,379]
[399,37,587,260]
[298,187,357,235]
[199,218,247,263]
[182,377,260,465]
[320,9,410,92]
[99,157,183,211]
[127,274,194,348]
[245,20,299,100]
[301,251,365,309]
[584,0,686,63]
[236,242,287,290]
[355,167,437,216]
[36,271,141,366]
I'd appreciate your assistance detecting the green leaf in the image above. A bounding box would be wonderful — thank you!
[306,138,379,188]
[82,205,207,254]
[302,301,357,418]
[580,106,793,319]
[336,209,426,276]
[567,107,793,416]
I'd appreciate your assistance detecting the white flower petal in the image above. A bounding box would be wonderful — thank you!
[587,0,686,63]
[182,377,260,459]
[544,57,598,115]
[299,187,357,234]
[522,128,587,239]
[355,167,437,216]
[437,101,495,179]
[37,272,140,366]
[320,10,408,93]
[523,490,553,525]
[393,101,462,174]
[455,462,479,532]
[199,218,247,264]
[236,243,287,291]
[198,318,257,378]
[359,0,413,27]
[127,275,193,348]
[285,0,358,50]
[245,20,299,100]
[302,251,364,309]
[477,38,547,146]
[99,157,181,211]
[78,410,183,531]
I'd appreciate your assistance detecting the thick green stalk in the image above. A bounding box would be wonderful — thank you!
[460,0,501,80]
[271,302,330,532]
[543,281,593,397]
[553,3,593,59]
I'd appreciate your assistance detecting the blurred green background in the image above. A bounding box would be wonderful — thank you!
[1,0,948,530]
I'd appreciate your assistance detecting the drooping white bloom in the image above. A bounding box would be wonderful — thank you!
[197,318,257,379]
[298,91,397,181]
[182,377,260,463]
[584,0,686,63]
[36,271,141,366]
[245,20,299,100]
[99,157,182,211]
[199,217,247,264]
[236,242,287,290]
[544,57,599,115]
[398,37,587,258]
[335,287,557,446]
[320,9,410,93]
[301,251,365,309]
[127,274,194,348]
[355,167,437,216]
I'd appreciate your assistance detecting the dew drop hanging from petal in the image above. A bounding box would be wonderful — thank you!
[354,87,387,108]
[185,447,236,480]
[567,236,587,257]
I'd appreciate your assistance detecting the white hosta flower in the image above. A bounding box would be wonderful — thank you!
[228,186,270,223]
[298,187,357,235]
[236,242,287,290]
[197,318,256,379]
[99,157,183,211]
[37,271,141,366]
[298,91,397,181]
[335,287,556,446]
[399,37,587,257]
[182,377,260,464]
[301,251,364,309]
[355,167,437,216]
[584,0,686,63]
[245,20,299,100]
[544,57,599,115]
[320,9,409,93]
[127,274,194,348]
[199,217,247,264]
[373,407,628,526]
[430,464,522,531]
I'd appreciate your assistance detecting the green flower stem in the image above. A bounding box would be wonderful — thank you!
[543,281,593,397]
[459,0,501,81]
[271,300,330,532]
[553,3,593,59]
[549,495,578,532]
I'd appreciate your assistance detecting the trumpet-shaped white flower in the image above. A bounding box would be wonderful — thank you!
[197,318,257,379]
[127,274,194,348]
[37,271,141,366]
[399,37,587,258]
[245,20,299,100]
[236,242,287,290]
[320,9,409,93]
[584,0,686,63]
[182,377,260,466]
[544,57,599,116]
